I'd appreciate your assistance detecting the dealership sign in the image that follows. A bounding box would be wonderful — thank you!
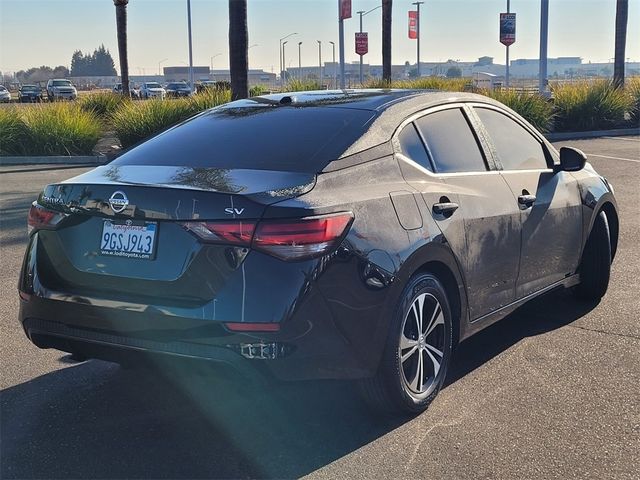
[355,32,368,56]
[340,0,352,20]
[408,11,418,39]
[500,13,516,46]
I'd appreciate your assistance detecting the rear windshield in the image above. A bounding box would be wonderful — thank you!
[111,104,376,173]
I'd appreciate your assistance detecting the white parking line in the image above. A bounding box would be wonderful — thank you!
[587,153,640,164]
[602,136,640,142]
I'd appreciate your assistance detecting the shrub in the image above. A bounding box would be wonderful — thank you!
[285,79,323,92]
[552,80,633,132]
[0,108,28,155]
[626,77,640,126]
[484,89,555,132]
[15,103,101,155]
[112,90,230,148]
[365,77,469,91]
[79,91,130,120]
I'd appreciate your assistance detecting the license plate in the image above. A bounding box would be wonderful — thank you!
[100,220,157,260]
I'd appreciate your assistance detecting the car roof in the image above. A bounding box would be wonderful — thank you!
[240,88,507,159]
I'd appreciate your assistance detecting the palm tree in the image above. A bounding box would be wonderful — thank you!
[113,0,130,96]
[613,0,628,88]
[382,0,392,83]
[228,0,249,100]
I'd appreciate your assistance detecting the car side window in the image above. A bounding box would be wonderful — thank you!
[414,108,487,173]
[397,123,433,172]
[475,107,548,170]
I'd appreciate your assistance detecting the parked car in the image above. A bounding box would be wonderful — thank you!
[113,83,140,99]
[18,85,43,103]
[0,85,10,103]
[139,82,166,99]
[46,79,77,101]
[19,90,617,415]
[165,82,192,98]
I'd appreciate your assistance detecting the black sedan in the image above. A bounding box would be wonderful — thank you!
[19,90,617,414]
[165,82,192,97]
[18,85,43,103]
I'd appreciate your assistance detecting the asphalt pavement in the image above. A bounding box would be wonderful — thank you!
[1,137,639,479]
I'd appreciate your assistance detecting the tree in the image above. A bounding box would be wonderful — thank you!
[113,0,130,96]
[71,50,86,76]
[613,0,628,88]
[228,0,248,100]
[382,0,392,83]
[446,66,462,78]
[93,44,117,76]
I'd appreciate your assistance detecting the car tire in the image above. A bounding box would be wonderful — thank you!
[360,272,453,415]
[575,210,611,301]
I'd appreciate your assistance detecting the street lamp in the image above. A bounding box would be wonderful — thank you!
[158,58,168,76]
[283,41,289,83]
[317,41,323,87]
[186,0,194,88]
[329,41,336,89]
[279,32,297,84]
[298,42,303,80]
[356,5,382,85]
[413,2,424,78]
[210,53,222,80]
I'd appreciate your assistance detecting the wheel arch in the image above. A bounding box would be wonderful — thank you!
[599,201,619,261]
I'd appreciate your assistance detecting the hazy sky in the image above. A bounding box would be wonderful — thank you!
[1,0,638,74]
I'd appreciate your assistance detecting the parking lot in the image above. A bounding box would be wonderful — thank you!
[1,137,638,479]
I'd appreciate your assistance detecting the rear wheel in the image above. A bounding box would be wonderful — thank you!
[575,211,611,301]
[360,273,453,415]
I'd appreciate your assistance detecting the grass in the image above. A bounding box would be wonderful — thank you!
[0,108,28,155]
[484,89,555,132]
[1,103,101,156]
[285,79,324,92]
[626,77,640,126]
[552,79,634,132]
[111,89,231,148]
[79,92,130,120]
[365,77,469,91]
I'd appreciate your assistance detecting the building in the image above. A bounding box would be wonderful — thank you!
[209,69,277,87]
[163,66,211,82]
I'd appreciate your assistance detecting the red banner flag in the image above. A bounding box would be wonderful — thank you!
[355,32,368,56]
[408,11,418,39]
[340,0,352,20]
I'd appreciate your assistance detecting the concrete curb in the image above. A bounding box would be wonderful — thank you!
[545,128,639,141]
[0,155,107,166]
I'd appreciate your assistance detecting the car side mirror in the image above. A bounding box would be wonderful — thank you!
[558,147,587,172]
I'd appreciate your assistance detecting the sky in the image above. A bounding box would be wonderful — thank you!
[0,0,638,75]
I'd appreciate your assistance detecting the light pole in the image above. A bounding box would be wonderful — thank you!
[279,32,297,85]
[298,42,303,79]
[413,1,424,78]
[356,6,382,85]
[283,41,289,83]
[505,0,511,87]
[329,41,336,88]
[539,0,549,94]
[338,0,346,89]
[210,53,222,80]
[158,58,168,76]
[186,0,194,88]
[317,41,323,86]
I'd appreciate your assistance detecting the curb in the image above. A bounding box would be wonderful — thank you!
[0,155,108,166]
[545,128,640,141]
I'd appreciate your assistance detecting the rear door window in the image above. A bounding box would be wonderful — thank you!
[475,107,548,170]
[397,123,433,172]
[414,108,487,173]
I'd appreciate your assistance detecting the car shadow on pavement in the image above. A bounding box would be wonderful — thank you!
[1,289,597,479]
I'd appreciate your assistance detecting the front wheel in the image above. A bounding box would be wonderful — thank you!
[360,273,453,415]
[575,211,611,301]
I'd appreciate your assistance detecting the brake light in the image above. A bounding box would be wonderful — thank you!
[181,221,256,246]
[253,213,353,260]
[181,212,353,261]
[27,202,67,235]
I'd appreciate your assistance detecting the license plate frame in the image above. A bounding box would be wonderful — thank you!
[100,219,158,260]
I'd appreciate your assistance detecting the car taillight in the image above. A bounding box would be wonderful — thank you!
[27,202,67,235]
[253,213,353,260]
[181,221,256,246]
[181,212,353,261]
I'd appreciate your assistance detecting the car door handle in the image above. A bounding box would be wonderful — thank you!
[433,202,459,215]
[518,194,537,207]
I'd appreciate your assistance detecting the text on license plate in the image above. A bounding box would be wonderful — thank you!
[100,221,157,260]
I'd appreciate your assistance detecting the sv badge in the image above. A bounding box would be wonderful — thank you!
[225,207,245,215]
